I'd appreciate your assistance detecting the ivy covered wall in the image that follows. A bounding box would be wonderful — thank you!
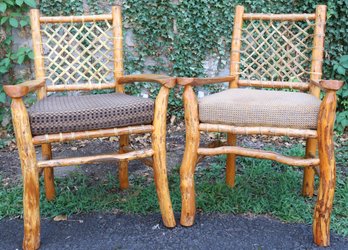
[1,0,347,133]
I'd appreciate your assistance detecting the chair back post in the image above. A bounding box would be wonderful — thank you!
[309,5,327,98]
[112,5,124,93]
[30,9,46,100]
[229,5,244,88]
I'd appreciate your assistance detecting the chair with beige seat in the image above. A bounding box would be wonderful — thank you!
[178,5,344,247]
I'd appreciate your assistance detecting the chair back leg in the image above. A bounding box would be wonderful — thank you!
[42,143,56,200]
[302,138,316,197]
[11,98,40,250]
[313,91,337,246]
[119,135,130,190]
[226,134,237,187]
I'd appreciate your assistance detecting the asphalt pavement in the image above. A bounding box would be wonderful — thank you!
[1,213,347,249]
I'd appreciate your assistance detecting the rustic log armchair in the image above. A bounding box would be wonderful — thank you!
[178,5,344,247]
[4,6,176,249]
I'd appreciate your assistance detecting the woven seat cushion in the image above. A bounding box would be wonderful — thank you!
[199,89,321,129]
[29,93,154,136]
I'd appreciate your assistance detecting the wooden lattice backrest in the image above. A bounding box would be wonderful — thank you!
[30,6,124,97]
[230,5,326,97]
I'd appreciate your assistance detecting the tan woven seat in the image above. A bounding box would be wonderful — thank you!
[29,93,154,135]
[199,88,321,129]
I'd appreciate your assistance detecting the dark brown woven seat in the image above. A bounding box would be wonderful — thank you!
[29,93,154,135]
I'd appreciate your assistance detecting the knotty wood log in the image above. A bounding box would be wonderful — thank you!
[180,86,200,227]
[310,79,344,91]
[46,83,115,92]
[42,144,56,201]
[112,6,124,93]
[302,138,316,197]
[117,74,176,89]
[199,123,318,138]
[3,78,45,98]
[37,149,154,168]
[176,76,236,86]
[40,14,113,23]
[238,79,309,91]
[304,5,327,199]
[123,146,153,168]
[313,90,337,246]
[198,146,320,167]
[30,9,46,99]
[152,87,176,228]
[225,5,244,188]
[243,13,316,21]
[32,125,153,145]
[118,135,129,190]
[11,98,40,250]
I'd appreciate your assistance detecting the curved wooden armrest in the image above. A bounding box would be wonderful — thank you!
[3,78,46,98]
[116,74,176,89]
[310,79,344,91]
[177,75,236,86]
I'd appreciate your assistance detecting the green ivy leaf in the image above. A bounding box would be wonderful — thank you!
[17,55,25,64]
[0,3,7,13]
[9,18,18,28]
[0,93,6,104]
[337,66,346,75]
[20,19,28,27]
[1,16,9,25]
[15,0,23,6]
[24,0,36,8]
[28,51,34,59]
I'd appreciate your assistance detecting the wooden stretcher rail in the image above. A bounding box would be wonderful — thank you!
[46,83,116,92]
[32,125,154,145]
[243,13,316,21]
[123,146,154,168]
[37,149,154,168]
[238,80,310,91]
[40,14,113,23]
[199,124,318,138]
[197,146,320,167]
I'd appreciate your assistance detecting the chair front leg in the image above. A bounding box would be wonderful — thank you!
[11,98,40,250]
[152,86,176,228]
[302,138,316,197]
[118,135,129,190]
[226,133,237,187]
[313,91,337,247]
[42,143,56,200]
[180,86,200,227]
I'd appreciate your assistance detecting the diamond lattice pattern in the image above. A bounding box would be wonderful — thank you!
[240,20,315,83]
[41,20,115,85]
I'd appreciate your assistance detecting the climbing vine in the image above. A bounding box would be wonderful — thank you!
[0,0,36,135]
[1,0,347,133]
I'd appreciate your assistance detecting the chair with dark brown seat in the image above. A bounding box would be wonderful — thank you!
[4,6,176,249]
[178,5,344,247]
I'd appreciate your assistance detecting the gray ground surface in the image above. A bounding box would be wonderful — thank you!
[1,213,347,249]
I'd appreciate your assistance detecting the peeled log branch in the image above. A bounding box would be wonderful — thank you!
[238,80,309,91]
[198,146,320,167]
[313,90,337,246]
[199,123,317,138]
[37,149,154,168]
[40,14,113,23]
[32,125,153,145]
